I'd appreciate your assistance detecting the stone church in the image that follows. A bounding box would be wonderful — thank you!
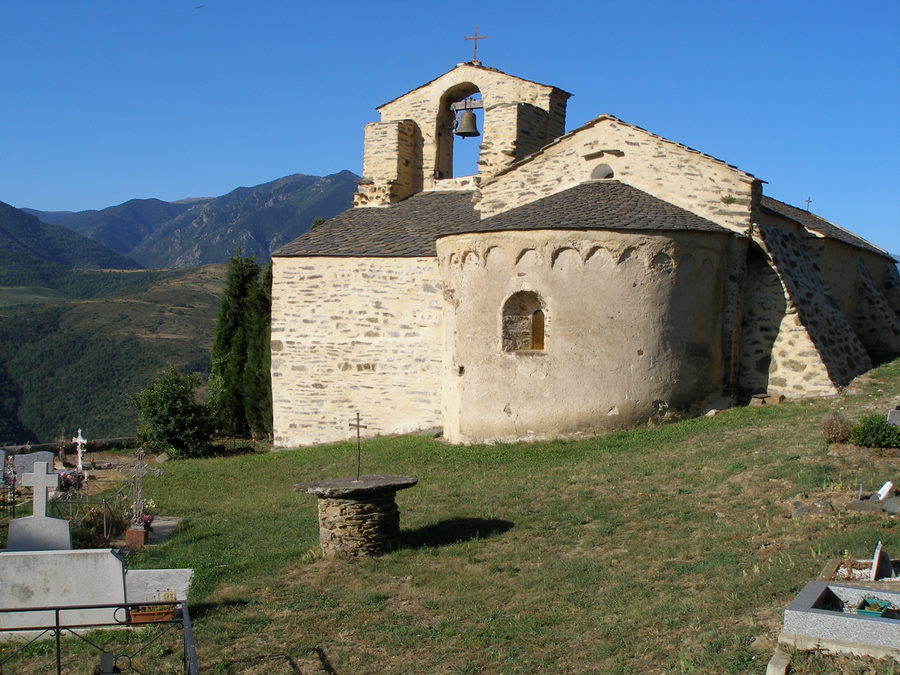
[270,62,900,447]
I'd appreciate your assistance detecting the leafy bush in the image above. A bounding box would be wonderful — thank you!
[849,414,900,449]
[821,413,851,443]
[127,366,213,458]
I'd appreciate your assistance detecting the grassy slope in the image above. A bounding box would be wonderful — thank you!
[0,265,224,442]
[118,359,900,674]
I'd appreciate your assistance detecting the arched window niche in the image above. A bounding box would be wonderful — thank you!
[502,291,546,352]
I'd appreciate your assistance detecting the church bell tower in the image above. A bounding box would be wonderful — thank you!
[354,62,571,207]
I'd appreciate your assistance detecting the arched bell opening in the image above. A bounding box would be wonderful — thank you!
[435,82,482,180]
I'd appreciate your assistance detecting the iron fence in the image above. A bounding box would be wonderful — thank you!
[0,600,199,674]
[49,479,133,542]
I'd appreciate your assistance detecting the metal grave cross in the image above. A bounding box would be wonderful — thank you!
[464,26,488,63]
[349,412,367,481]
[72,428,87,471]
[22,461,58,518]
[131,448,147,527]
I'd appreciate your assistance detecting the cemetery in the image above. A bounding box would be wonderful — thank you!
[0,359,897,672]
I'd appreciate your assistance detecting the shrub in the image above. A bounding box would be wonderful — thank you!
[821,413,851,443]
[849,414,900,449]
[127,366,213,458]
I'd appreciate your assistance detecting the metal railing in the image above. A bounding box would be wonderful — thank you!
[49,479,133,542]
[0,600,199,674]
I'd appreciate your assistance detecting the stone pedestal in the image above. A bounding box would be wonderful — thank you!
[295,475,417,558]
[125,527,148,551]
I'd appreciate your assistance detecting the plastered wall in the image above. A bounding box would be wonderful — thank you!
[270,257,443,447]
[437,229,731,444]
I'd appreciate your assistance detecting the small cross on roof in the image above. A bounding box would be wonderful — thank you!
[464,26,488,63]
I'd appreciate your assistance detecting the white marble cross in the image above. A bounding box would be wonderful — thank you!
[72,429,87,471]
[22,461,58,518]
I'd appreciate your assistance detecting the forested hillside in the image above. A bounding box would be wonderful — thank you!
[0,265,225,443]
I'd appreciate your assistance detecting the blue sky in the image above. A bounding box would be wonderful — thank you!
[2,0,898,253]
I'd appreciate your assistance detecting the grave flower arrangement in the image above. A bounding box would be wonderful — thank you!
[858,598,891,617]
[128,498,156,531]
[128,590,178,623]
[58,470,84,493]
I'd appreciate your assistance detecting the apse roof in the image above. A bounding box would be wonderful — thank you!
[273,180,730,258]
[456,180,729,236]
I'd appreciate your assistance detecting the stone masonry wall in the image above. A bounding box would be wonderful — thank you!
[754,219,872,393]
[477,116,756,235]
[271,257,443,447]
[355,120,422,207]
[853,259,900,359]
[358,64,569,205]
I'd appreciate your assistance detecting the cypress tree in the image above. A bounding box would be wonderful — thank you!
[210,252,272,438]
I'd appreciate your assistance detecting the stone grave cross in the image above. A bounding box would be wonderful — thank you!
[349,412,367,481]
[22,461,57,518]
[72,428,87,471]
[6,460,72,550]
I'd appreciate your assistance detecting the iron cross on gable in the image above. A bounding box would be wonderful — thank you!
[465,26,488,63]
[349,412,367,481]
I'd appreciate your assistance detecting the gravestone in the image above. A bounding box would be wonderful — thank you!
[12,451,55,485]
[0,549,192,640]
[871,542,895,581]
[887,406,900,427]
[6,461,72,551]
[780,582,900,658]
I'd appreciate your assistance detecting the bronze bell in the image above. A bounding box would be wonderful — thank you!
[454,110,480,137]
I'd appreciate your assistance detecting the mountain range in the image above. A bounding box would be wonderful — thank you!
[24,170,358,268]
[0,200,141,270]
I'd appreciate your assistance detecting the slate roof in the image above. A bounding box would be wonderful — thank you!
[272,191,480,257]
[761,196,888,257]
[274,181,730,258]
[457,180,730,236]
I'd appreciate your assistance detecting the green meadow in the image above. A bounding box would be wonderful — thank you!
[4,359,900,673]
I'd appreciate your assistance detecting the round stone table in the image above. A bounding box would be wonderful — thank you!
[294,475,418,558]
